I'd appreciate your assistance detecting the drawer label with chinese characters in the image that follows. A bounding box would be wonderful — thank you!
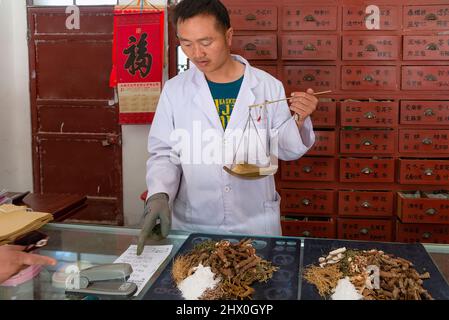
[343,5,399,30]
[338,218,393,242]
[399,159,449,184]
[282,6,337,31]
[404,5,449,31]
[399,130,449,154]
[343,36,400,60]
[280,189,335,215]
[283,66,336,94]
[281,157,336,181]
[402,66,449,91]
[310,100,336,127]
[281,35,338,60]
[340,129,395,154]
[397,222,449,244]
[228,6,277,30]
[340,101,398,127]
[403,35,449,60]
[339,191,394,217]
[232,34,277,60]
[308,130,336,156]
[340,158,395,183]
[281,217,336,238]
[342,66,398,90]
[398,191,449,224]
[400,100,449,125]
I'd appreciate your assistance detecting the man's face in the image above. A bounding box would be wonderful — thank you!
[177,14,232,74]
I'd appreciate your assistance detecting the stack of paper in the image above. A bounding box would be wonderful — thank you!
[0,204,53,245]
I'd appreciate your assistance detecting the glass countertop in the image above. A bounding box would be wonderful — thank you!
[1,222,448,300]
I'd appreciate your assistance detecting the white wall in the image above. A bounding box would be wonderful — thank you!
[0,0,33,192]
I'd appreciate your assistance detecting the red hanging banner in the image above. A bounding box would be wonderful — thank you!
[110,7,164,124]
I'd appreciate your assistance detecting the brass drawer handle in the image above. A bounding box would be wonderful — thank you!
[302,198,311,206]
[361,201,371,208]
[243,43,257,51]
[245,13,257,21]
[304,43,316,51]
[360,228,369,235]
[425,208,437,216]
[422,232,432,239]
[303,74,315,81]
[362,139,373,146]
[426,43,439,51]
[304,14,316,22]
[424,108,435,116]
[361,167,373,175]
[425,13,438,21]
[364,74,374,82]
[424,168,433,176]
[422,138,433,145]
[302,231,311,237]
[365,44,378,52]
[425,74,437,81]
[302,165,312,173]
[364,111,376,119]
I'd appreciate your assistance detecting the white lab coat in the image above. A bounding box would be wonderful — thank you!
[146,55,315,236]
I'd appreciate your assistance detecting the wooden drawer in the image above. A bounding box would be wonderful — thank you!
[400,100,449,125]
[343,5,399,30]
[338,218,393,242]
[402,66,449,91]
[340,129,395,154]
[399,159,449,185]
[283,66,336,94]
[280,189,335,215]
[399,130,449,154]
[228,6,277,30]
[342,66,398,90]
[398,191,449,224]
[403,35,449,61]
[281,35,338,60]
[340,158,395,183]
[253,65,277,78]
[404,5,449,31]
[342,36,400,60]
[308,130,336,156]
[397,222,449,244]
[282,6,337,31]
[281,157,336,182]
[340,101,398,127]
[339,191,394,217]
[232,34,277,60]
[310,100,336,127]
[282,217,336,238]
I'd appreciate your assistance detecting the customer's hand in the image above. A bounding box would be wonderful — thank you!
[290,88,318,127]
[136,193,170,256]
[0,245,56,283]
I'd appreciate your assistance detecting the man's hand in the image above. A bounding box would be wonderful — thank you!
[136,193,170,256]
[0,245,56,283]
[289,88,318,128]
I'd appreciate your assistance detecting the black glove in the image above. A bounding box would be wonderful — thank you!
[136,193,170,256]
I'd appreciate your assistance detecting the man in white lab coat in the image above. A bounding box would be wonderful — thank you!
[137,0,317,255]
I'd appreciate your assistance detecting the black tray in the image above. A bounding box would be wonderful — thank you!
[143,233,301,300]
[301,238,449,300]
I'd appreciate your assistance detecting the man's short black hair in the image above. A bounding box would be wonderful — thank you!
[172,0,231,32]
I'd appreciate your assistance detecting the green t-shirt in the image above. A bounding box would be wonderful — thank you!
[206,75,244,129]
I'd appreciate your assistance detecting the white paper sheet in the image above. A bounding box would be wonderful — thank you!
[114,244,172,296]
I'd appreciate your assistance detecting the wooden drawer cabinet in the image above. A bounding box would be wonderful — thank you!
[282,217,336,238]
[399,130,449,154]
[310,100,336,127]
[402,66,449,91]
[343,5,399,30]
[403,35,449,61]
[404,5,449,31]
[400,100,449,125]
[340,158,395,183]
[339,191,394,217]
[338,218,393,242]
[228,6,277,30]
[342,66,398,91]
[308,130,335,156]
[280,189,335,215]
[397,222,449,244]
[282,6,337,31]
[253,65,277,77]
[399,159,449,185]
[340,101,398,127]
[397,191,449,224]
[281,157,336,182]
[232,34,277,60]
[342,36,400,60]
[340,129,395,154]
[281,35,338,60]
[283,66,336,94]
